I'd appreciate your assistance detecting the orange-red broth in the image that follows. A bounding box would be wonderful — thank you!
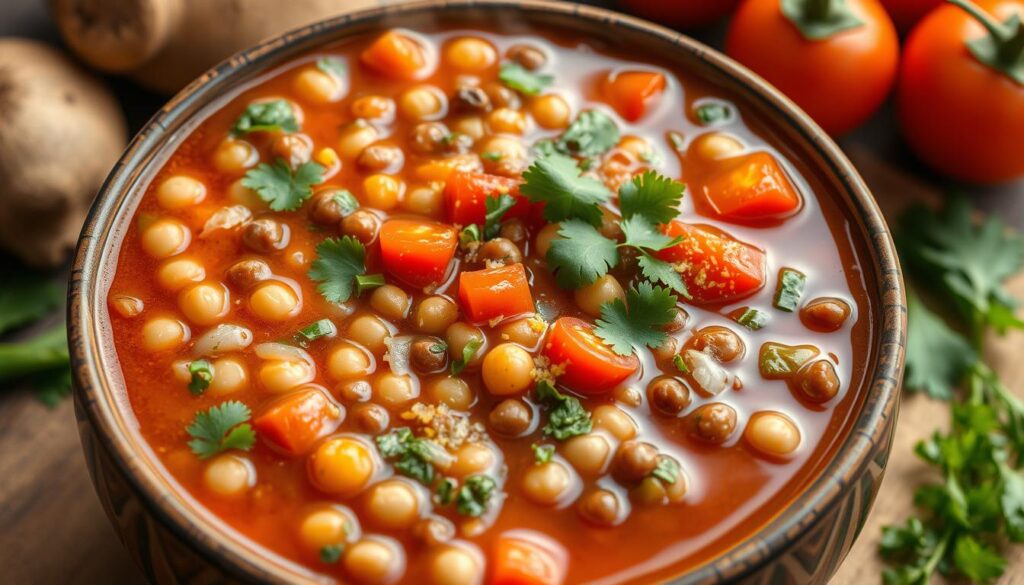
[108,27,873,585]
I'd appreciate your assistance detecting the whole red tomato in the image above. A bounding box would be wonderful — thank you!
[882,0,943,30]
[618,0,741,29]
[898,0,1024,183]
[726,0,900,136]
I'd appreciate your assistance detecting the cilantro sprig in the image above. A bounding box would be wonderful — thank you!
[186,401,256,459]
[520,154,611,227]
[535,380,592,440]
[308,236,383,304]
[232,99,299,135]
[375,427,441,485]
[594,282,677,356]
[498,62,553,96]
[242,159,324,212]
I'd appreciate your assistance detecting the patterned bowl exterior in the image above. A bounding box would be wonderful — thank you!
[68,1,906,584]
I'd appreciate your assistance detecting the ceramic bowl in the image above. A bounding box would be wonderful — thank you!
[69,1,906,583]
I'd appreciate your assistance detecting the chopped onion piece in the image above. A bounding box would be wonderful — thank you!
[193,324,253,357]
[200,205,252,238]
[684,349,729,396]
[383,335,415,376]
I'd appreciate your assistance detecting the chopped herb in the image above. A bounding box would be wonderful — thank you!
[620,216,681,252]
[733,307,769,331]
[459,224,482,249]
[294,319,337,347]
[242,159,324,212]
[319,544,344,564]
[232,99,299,135]
[484,193,517,239]
[436,477,457,505]
[520,154,611,227]
[672,354,689,374]
[187,359,213,395]
[355,273,386,295]
[618,170,686,225]
[451,337,483,375]
[694,102,733,125]
[375,427,439,485]
[316,57,346,78]
[535,380,592,440]
[758,342,818,379]
[594,282,677,356]
[651,457,680,485]
[773,268,806,312]
[456,475,497,517]
[532,443,555,464]
[667,131,686,154]
[636,251,689,297]
[481,151,503,162]
[498,62,553,95]
[332,190,360,217]
[557,110,620,157]
[546,219,620,289]
[308,236,368,303]
[186,401,256,459]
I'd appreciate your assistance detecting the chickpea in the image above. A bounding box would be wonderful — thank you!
[369,285,409,321]
[792,360,841,403]
[179,282,229,326]
[348,314,391,355]
[338,380,373,403]
[328,343,374,381]
[574,274,625,318]
[157,258,205,292]
[663,307,688,333]
[452,115,486,139]
[242,219,290,254]
[342,210,382,245]
[363,174,404,211]
[430,545,483,585]
[446,321,484,366]
[450,443,496,477]
[299,507,357,551]
[478,238,522,266]
[452,86,492,114]
[411,122,460,155]
[141,219,190,259]
[521,461,573,506]
[488,399,533,437]
[272,133,314,168]
[562,433,611,477]
[308,437,376,496]
[534,222,562,258]
[426,377,474,411]
[260,360,315,393]
[499,218,528,245]
[482,343,534,396]
[110,295,144,318]
[365,479,421,530]
[338,119,380,159]
[530,94,571,129]
[480,136,528,176]
[293,67,344,104]
[208,358,248,396]
[351,95,396,122]
[745,411,802,458]
[612,440,659,483]
[592,405,638,441]
[507,44,547,70]
[157,176,206,209]
[800,297,852,332]
[487,108,528,135]
[691,132,744,161]
[651,336,679,363]
[614,385,643,408]
[358,144,404,174]
[309,190,348,225]
[353,403,390,434]
[203,455,254,496]
[688,402,738,444]
[498,317,545,350]
[633,475,670,506]
[141,317,189,352]
[416,297,459,334]
[249,282,300,322]
[374,373,418,408]
[688,326,745,363]
[399,85,447,121]
[445,37,497,71]
[410,336,448,374]
[343,537,404,585]
[648,377,691,416]
[577,489,620,527]
[213,137,258,173]
[412,517,455,547]
[482,81,521,109]
[403,186,444,218]
[225,259,272,291]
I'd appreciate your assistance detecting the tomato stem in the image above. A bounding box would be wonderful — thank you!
[780,0,863,41]
[948,0,1024,84]
[807,0,835,21]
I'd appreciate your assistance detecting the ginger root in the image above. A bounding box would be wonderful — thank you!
[0,39,127,267]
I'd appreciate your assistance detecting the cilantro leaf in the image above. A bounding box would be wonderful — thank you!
[0,272,61,335]
[520,154,611,226]
[952,535,1006,582]
[904,291,977,400]
[618,171,686,225]
[535,380,592,440]
[319,544,344,564]
[455,475,497,517]
[636,251,688,297]
[316,57,346,78]
[532,443,555,464]
[187,359,213,396]
[186,401,256,459]
[294,319,337,347]
[451,337,483,375]
[620,216,680,251]
[436,477,457,505]
[242,159,324,211]
[557,110,620,158]
[308,236,368,303]
[651,457,680,485]
[594,282,676,356]
[232,99,299,135]
[546,220,619,289]
[498,62,553,95]
[694,102,733,126]
[375,427,440,485]
[484,193,516,239]
[332,190,360,217]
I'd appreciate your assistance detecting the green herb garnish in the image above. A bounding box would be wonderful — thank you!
[451,337,483,375]
[187,360,213,396]
[535,380,592,440]
[332,189,360,217]
[316,57,346,78]
[294,319,337,347]
[456,475,497,517]
[308,236,375,303]
[242,159,324,211]
[232,99,299,135]
[481,151,503,162]
[651,457,680,485]
[319,544,344,564]
[436,477,457,505]
[546,219,620,289]
[672,354,689,374]
[557,110,620,157]
[375,427,440,486]
[186,401,256,459]
[734,307,769,331]
[520,154,611,227]
[694,102,733,126]
[459,224,482,249]
[773,268,806,312]
[618,170,686,226]
[498,62,553,95]
[594,282,677,356]
[532,443,555,464]
[484,193,517,239]
[758,342,818,379]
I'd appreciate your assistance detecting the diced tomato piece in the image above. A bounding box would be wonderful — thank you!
[458,263,534,324]
[700,152,802,222]
[543,317,639,394]
[491,532,567,585]
[380,219,458,288]
[253,388,342,456]
[444,171,530,226]
[603,70,666,122]
[656,221,767,305]
[360,30,429,80]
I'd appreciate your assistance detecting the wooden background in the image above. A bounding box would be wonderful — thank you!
[1,1,1023,583]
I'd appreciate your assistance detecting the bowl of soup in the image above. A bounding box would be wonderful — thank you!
[69,1,905,584]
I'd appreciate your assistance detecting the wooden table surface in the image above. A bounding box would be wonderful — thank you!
[2,1,1023,584]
